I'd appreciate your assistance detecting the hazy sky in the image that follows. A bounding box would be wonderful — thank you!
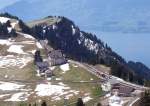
[0,0,20,9]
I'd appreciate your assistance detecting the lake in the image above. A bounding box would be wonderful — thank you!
[85,29,150,68]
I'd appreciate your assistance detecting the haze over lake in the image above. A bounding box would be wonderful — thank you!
[86,29,150,68]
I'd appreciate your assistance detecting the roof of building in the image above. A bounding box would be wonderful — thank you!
[112,83,134,94]
[36,61,49,68]
[48,50,63,58]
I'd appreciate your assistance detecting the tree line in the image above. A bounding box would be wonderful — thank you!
[0,20,17,38]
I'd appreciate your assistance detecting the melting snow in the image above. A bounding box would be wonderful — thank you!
[0,39,12,45]
[72,25,76,35]
[4,75,8,78]
[35,82,79,101]
[23,34,35,40]
[56,78,62,81]
[7,27,12,33]
[36,42,43,49]
[35,82,70,96]
[83,96,92,103]
[0,17,10,23]
[29,50,36,54]
[73,64,78,68]
[0,81,25,91]
[50,66,56,70]
[84,38,99,53]
[7,45,25,54]
[60,63,70,73]
[66,94,74,99]
[20,41,35,45]
[52,25,57,30]
[0,55,33,68]
[0,94,10,98]
[90,78,93,81]
[11,21,18,28]
[58,82,66,86]
[5,92,29,101]
[17,32,35,40]
[109,95,123,106]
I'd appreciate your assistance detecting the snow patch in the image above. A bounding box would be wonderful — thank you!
[36,42,43,49]
[83,96,92,103]
[84,38,99,53]
[5,92,29,101]
[56,78,62,81]
[52,25,57,30]
[0,55,33,68]
[66,94,74,99]
[35,82,79,100]
[7,45,25,54]
[50,66,56,70]
[58,82,66,86]
[0,39,12,45]
[0,17,10,23]
[11,21,18,28]
[73,64,78,68]
[20,41,35,45]
[60,63,70,73]
[90,78,93,81]
[7,27,12,33]
[72,25,76,35]
[29,50,36,54]
[17,32,35,40]
[0,94,10,98]
[0,81,25,91]
[23,34,35,40]
[35,83,70,97]
[4,75,8,78]
[109,95,123,106]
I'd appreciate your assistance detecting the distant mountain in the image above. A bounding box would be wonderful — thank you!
[1,0,150,32]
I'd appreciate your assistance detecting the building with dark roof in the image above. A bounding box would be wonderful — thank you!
[36,61,49,73]
[48,50,67,66]
[112,83,135,97]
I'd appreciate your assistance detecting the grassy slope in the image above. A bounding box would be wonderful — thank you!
[0,62,103,106]
[27,17,61,28]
